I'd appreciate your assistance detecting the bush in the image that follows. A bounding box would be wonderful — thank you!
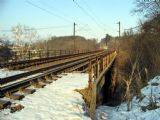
[107,14,160,102]
[0,46,13,62]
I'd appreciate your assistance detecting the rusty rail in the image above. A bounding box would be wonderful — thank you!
[0,50,108,99]
[3,49,91,63]
[0,50,102,70]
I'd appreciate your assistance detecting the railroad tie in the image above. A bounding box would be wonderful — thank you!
[19,88,36,94]
[38,81,46,87]
[10,104,24,113]
[34,83,45,88]
[39,77,53,84]
[0,100,11,110]
[45,75,52,80]
[50,74,58,80]
[38,77,46,82]
[61,73,67,76]
[30,81,46,88]
[5,92,24,100]
[44,80,53,84]
[53,74,62,78]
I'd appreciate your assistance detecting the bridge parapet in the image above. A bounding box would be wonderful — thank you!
[78,50,117,119]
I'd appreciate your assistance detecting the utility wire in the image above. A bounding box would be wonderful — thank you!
[73,0,106,32]
[26,0,72,23]
[27,0,103,36]
[0,25,71,32]
[124,25,142,31]
[40,0,89,28]
[29,0,89,33]
[81,0,106,28]
[75,24,90,32]
[80,0,120,33]
[39,0,72,21]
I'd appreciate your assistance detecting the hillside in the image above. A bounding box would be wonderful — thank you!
[33,36,99,51]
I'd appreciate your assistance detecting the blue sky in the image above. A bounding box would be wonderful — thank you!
[0,0,141,40]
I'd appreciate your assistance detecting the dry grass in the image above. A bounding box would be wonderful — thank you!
[75,87,92,108]
[106,14,160,104]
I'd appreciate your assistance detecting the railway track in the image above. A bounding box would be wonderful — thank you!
[0,50,104,85]
[0,50,101,70]
[0,50,110,110]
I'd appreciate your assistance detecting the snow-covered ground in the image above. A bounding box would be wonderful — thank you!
[0,69,25,78]
[1,68,160,120]
[96,76,160,120]
[0,73,91,120]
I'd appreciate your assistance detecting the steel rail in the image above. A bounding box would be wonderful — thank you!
[0,50,102,70]
[0,50,105,85]
[0,51,109,97]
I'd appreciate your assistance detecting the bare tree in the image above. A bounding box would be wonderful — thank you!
[12,24,25,54]
[123,58,138,111]
[24,26,37,52]
[12,24,38,60]
[134,0,160,17]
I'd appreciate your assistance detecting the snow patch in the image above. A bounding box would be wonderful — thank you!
[96,76,160,120]
[0,69,26,78]
[0,73,91,120]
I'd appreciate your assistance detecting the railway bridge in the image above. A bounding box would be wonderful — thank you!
[78,50,117,119]
[0,49,117,119]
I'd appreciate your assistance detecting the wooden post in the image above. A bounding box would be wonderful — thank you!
[60,50,62,56]
[88,61,92,88]
[53,50,55,56]
[39,50,41,59]
[90,63,97,119]
[96,58,100,78]
[15,52,17,62]
[47,50,49,58]
[101,57,104,71]
[28,50,31,60]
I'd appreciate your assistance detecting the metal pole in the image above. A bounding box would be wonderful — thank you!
[117,21,121,37]
[73,22,76,51]
[116,21,120,88]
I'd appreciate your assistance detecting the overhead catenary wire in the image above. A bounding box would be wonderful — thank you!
[73,0,106,32]
[123,25,143,34]
[39,0,98,38]
[1,0,104,39]
[75,24,90,32]
[26,0,72,23]
[81,0,117,33]
[0,25,71,32]
[26,0,94,36]
[81,0,106,27]
[39,0,88,30]
[124,25,142,31]
[39,0,73,22]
